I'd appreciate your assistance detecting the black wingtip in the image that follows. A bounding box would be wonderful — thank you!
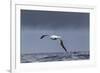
[40,36,43,39]
[40,35,48,39]
[40,37,43,39]
[60,39,68,53]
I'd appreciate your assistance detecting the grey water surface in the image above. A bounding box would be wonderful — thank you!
[21,51,89,63]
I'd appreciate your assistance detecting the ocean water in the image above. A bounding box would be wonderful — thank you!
[21,51,89,63]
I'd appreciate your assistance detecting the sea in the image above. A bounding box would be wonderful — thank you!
[21,51,89,63]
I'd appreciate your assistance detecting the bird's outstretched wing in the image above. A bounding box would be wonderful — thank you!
[60,39,68,53]
[40,35,48,39]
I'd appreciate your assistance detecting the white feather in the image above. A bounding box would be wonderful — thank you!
[50,35,61,39]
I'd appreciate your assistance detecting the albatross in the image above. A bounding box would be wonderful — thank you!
[40,35,68,53]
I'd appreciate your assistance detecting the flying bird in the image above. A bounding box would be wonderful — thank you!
[40,35,68,53]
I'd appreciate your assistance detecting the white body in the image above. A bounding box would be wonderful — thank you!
[50,35,61,40]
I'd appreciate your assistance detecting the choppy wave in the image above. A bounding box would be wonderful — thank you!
[21,51,89,63]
